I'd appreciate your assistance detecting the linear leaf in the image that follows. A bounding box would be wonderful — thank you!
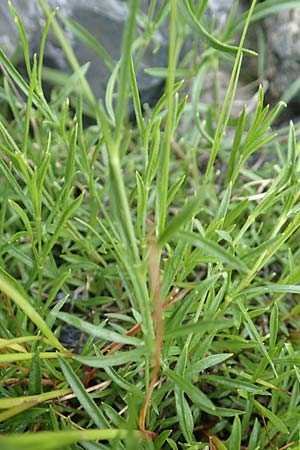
[53,311,141,346]
[164,366,216,412]
[237,298,277,377]
[77,349,144,368]
[59,357,109,429]
[227,415,241,450]
[201,375,266,394]
[174,389,194,444]
[159,192,204,245]
[0,267,64,351]
[177,231,249,273]
[0,388,71,409]
[179,0,256,56]
[269,302,278,350]
[244,284,300,296]
[252,399,288,434]
[164,319,234,339]
[186,354,233,375]
[0,429,135,450]
[28,350,42,395]
[43,193,84,258]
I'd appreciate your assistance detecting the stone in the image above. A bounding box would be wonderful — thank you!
[206,0,235,28]
[263,9,300,102]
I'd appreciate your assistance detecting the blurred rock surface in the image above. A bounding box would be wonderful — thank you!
[264,8,300,102]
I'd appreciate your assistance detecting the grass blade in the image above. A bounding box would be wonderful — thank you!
[0,429,137,450]
[164,366,216,412]
[59,357,109,429]
[0,267,64,351]
[53,311,142,347]
[177,231,249,273]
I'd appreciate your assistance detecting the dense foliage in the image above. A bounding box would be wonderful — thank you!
[1,1,300,449]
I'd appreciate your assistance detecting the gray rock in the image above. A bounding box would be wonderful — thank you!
[0,1,234,108]
[206,0,235,27]
[264,9,300,101]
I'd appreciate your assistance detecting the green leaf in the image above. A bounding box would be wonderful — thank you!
[248,418,260,450]
[269,302,278,350]
[59,357,109,429]
[177,231,249,273]
[77,349,144,368]
[105,60,120,126]
[244,284,300,296]
[236,298,277,377]
[227,415,241,450]
[186,353,233,375]
[226,106,246,183]
[164,319,234,339]
[0,267,64,351]
[201,375,266,394]
[0,388,71,410]
[9,200,37,259]
[154,431,172,450]
[0,429,135,450]
[179,0,256,56]
[251,398,289,434]
[28,350,42,395]
[8,1,32,78]
[164,366,216,412]
[130,56,144,135]
[232,0,300,34]
[0,49,56,122]
[135,171,147,237]
[114,0,139,143]
[216,182,232,221]
[159,192,204,245]
[23,54,37,157]
[166,438,179,450]
[37,7,58,94]
[104,366,143,399]
[53,311,141,347]
[0,159,31,212]
[175,389,194,444]
[209,407,244,418]
[145,117,161,186]
[167,175,186,207]
[43,193,84,259]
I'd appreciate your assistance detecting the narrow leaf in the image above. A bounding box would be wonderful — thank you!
[77,349,144,368]
[227,415,241,450]
[0,429,135,450]
[177,231,249,273]
[59,357,109,428]
[252,398,288,434]
[53,311,141,346]
[237,298,277,377]
[159,192,204,245]
[0,267,64,351]
[164,366,216,411]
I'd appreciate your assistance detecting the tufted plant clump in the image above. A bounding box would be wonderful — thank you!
[1,0,300,449]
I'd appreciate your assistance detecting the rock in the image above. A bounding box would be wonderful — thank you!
[59,324,89,352]
[0,1,233,108]
[206,0,235,28]
[263,9,300,102]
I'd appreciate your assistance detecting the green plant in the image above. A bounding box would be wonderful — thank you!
[1,0,300,449]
